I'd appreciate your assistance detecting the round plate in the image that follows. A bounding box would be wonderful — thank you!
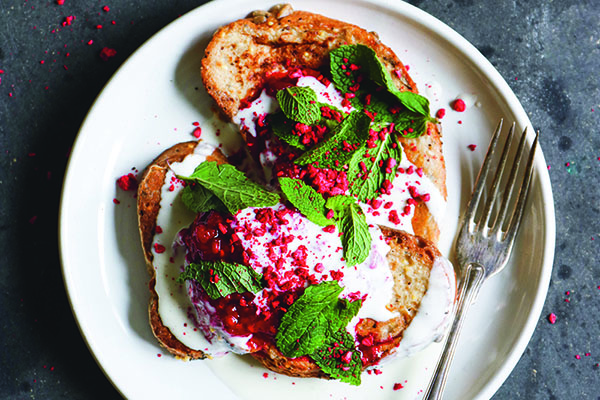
[59,0,555,399]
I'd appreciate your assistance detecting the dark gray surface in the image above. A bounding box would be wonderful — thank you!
[0,0,598,399]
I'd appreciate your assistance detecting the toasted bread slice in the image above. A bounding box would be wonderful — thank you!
[137,140,451,377]
[201,4,446,243]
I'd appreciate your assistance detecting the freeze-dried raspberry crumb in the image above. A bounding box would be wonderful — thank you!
[62,16,75,26]
[99,47,117,61]
[87,40,94,45]
[452,99,466,112]
[117,173,137,191]
[102,5,110,12]
[192,127,202,138]
[393,383,404,390]
[547,313,557,324]
[153,243,166,253]
[467,144,477,151]
[57,0,65,4]
[113,198,120,205]
[436,108,446,119]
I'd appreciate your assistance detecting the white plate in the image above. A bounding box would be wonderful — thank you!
[59,0,555,399]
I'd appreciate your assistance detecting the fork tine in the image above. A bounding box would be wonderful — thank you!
[464,119,504,230]
[503,129,539,244]
[490,126,528,235]
[479,122,516,231]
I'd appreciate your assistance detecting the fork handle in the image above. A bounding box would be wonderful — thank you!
[423,262,486,400]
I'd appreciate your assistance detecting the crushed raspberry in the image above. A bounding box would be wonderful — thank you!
[452,99,466,112]
[393,383,404,390]
[323,225,336,233]
[304,164,349,197]
[436,108,446,119]
[388,210,400,224]
[467,144,477,151]
[62,16,75,26]
[99,47,117,61]
[153,243,166,253]
[117,173,137,191]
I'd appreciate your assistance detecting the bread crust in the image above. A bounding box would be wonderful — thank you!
[137,141,227,360]
[201,5,447,243]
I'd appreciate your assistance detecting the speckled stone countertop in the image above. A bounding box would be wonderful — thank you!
[0,1,598,399]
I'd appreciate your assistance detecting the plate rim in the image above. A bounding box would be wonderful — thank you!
[59,0,556,398]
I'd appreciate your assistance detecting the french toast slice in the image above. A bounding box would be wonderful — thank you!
[137,140,452,377]
[200,4,447,244]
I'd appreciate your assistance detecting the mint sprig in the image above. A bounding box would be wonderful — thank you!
[275,281,361,358]
[177,260,263,299]
[277,86,321,125]
[330,44,431,118]
[178,161,279,214]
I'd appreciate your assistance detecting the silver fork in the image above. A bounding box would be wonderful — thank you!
[424,119,539,400]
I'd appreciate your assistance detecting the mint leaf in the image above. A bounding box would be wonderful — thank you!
[348,128,403,201]
[177,260,263,300]
[277,86,321,125]
[330,44,431,118]
[276,281,344,358]
[311,329,362,386]
[324,196,371,267]
[181,183,228,214]
[329,297,362,333]
[391,89,430,116]
[279,177,331,227]
[270,112,309,151]
[325,195,356,217]
[179,161,279,214]
[294,111,371,170]
[276,281,362,360]
[338,203,371,267]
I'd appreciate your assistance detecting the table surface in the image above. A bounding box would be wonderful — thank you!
[1,0,598,399]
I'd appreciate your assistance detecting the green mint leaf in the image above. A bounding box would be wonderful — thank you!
[324,195,373,266]
[294,111,371,170]
[181,183,228,214]
[325,196,371,266]
[276,281,344,358]
[338,203,371,267]
[270,112,309,151]
[177,260,263,300]
[311,329,362,386]
[393,112,430,139]
[329,298,363,333]
[330,44,431,118]
[325,195,356,214]
[276,86,321,125]
[348,127,403,201]
[279,177,332,227]
[179,161,279,214]
[390,89,431,117]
